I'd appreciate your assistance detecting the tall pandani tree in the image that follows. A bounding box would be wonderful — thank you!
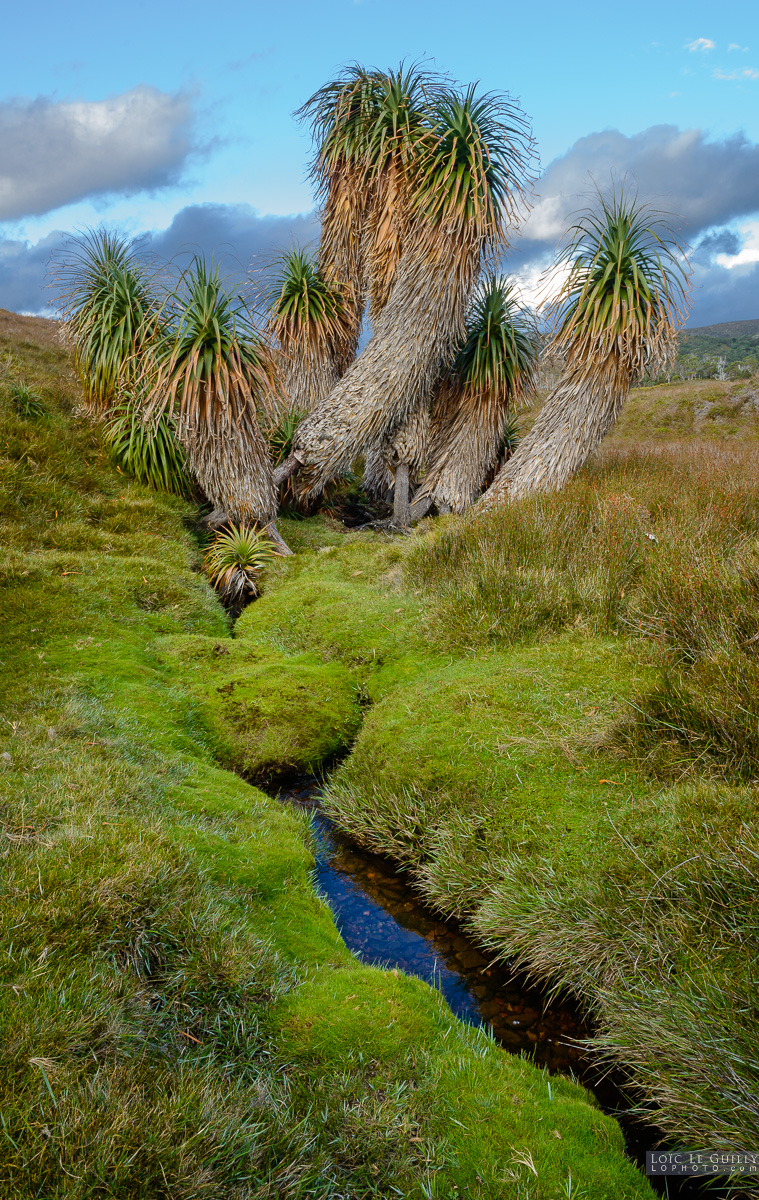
[268,248,354,413]
[411,277,538,517]
[480,191,690,507]
[143,257,286,544]
[280,80,535,500]
[58,229,159,412]
[298,63,438,353]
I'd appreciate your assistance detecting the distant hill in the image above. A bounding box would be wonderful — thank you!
[686,318,759,340]
[679,318,759,370]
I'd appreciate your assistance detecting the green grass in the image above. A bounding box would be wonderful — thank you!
[0,312,652,1198]
[228,435,759,1173]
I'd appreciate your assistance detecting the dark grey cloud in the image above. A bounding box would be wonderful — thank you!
[0,86,196,220]
[0,230,63,315]
[688,260,759,327]
[0,203,318,315]
[516,125,759,256]
[692,228,742,265]
[133,202,319,282]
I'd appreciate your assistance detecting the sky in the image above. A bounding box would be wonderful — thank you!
[1,0,757,326]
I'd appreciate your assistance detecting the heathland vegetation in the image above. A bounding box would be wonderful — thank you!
[0,309,658,1198]
[2,59,758,1198]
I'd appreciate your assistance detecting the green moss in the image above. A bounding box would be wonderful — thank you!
[0,315,653,1198]
[322,634,650,894]
[158,634,362,779]
[274,966,648,1199]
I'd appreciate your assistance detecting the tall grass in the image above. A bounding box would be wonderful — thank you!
[408,440,759,778]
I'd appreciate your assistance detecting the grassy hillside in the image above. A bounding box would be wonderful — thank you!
[681,317,759,364]
[0,313,653,1197]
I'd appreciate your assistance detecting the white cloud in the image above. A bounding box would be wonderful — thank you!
[713,67,759,80]
[0,86,198,221]
[728,43,749,52]
[685,37,715,52]
[715,219,759,268]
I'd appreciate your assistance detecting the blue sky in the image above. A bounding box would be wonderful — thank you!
[1,0,757,324]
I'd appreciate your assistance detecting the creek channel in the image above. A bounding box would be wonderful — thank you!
[274,775,729,1200]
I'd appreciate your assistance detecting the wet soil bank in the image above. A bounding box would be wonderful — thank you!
[276,776,733,1200]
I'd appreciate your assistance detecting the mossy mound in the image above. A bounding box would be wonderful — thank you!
[159,634,362,780]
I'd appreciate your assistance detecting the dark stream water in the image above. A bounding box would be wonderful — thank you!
[276,776,730,1200]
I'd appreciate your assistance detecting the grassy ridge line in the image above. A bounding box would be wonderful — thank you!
[0,317,651,1198]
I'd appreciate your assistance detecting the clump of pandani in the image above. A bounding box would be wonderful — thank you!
[287,83,536,500]
[411,277,538,516]
[142,256,279,529]
[268,248,354,414]
[480,188,690,507]
[56,228,160,413]
[203,522,282,609]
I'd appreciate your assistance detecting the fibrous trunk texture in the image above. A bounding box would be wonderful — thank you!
[279,352,341,416]
[292,229,478,498]
[412,382,508,514]
[362,443,394,503]
[479,366,628,507]
[180,407,277,525]
[364,404,430,503]
[392,462,410,525]
[318,167,368,368]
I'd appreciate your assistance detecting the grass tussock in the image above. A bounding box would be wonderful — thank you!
[409,440,759,779]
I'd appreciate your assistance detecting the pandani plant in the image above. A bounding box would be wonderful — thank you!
[104,394,191,498]
[411,277,538,517]
[58,229,159,412]
[282,79,535,503]
[268,248,353,413]
[203,523,282,607]
[298,63,438,358]
[480,189,690,506]
[142,257,286,542]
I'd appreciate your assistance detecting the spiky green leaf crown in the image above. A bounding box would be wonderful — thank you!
[415,87,534,245]
[60,229,159,409]
[271,249,347,335]
[454,277,538,400]
[168,257,266,382]
[298,63,437,188]
[550,190,690,378]
[145,256,277,431]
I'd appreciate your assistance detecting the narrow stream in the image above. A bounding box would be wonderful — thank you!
[277,776,730,1200]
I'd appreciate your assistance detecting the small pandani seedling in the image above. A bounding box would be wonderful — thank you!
[11,380,50,419]
[203,523,282,606]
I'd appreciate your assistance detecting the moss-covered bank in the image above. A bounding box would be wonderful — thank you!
[0,313,651,1196]
[225,442,759,1175]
